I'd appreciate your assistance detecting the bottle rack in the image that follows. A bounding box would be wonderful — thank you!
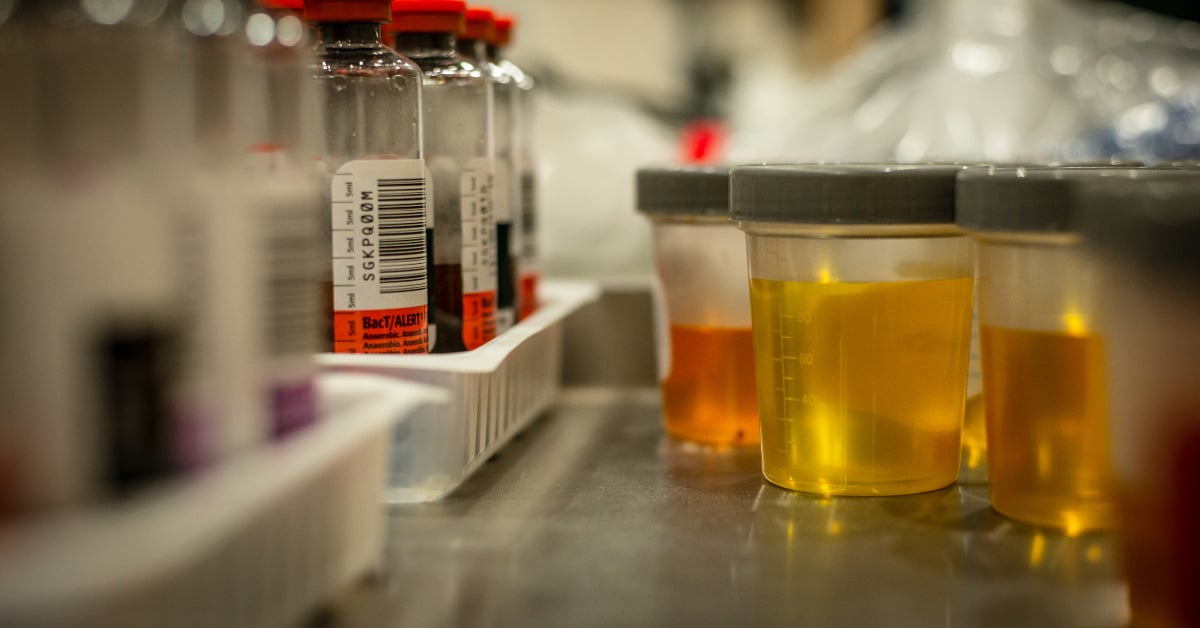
[319,279,600,503]
[0,374,446,628]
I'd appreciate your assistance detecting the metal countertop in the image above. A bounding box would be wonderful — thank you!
[340,390,1127,628]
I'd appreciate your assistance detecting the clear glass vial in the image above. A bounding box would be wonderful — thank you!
[389,0,498,352]
[307,0,430,354]
[458,6,519,333]
[0,1,191,509]
[244,0,325,437]
[490,14,539,321]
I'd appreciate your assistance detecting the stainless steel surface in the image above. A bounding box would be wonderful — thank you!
[341,390,1127,628]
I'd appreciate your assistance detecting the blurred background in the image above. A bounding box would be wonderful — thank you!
[503,0,1200,280]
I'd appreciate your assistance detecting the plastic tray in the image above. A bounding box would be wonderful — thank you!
[319,279,600,502]
[0,373,446,628]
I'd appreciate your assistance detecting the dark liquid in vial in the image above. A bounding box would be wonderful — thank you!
[433,263,466,353]
[320,279,334,353]
[497,222,515,319]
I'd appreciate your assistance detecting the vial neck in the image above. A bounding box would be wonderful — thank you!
[486,44,501,62]
[317,23,384,48]
[455,38,488,62]
[392,32,457,58]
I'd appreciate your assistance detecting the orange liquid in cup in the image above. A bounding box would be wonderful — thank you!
[981,326,1116,531]
[660,324,759,447]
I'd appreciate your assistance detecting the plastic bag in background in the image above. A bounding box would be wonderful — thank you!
[535,91,675,280]
[891,0,1093,162]
[1063,3,1200,162]
[727,0,1200,164]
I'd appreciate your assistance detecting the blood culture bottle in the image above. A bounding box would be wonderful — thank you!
[173,0,280,466]
[0,3,190,508]
[389,0,498,352]
[243,0,325,437]
[307,0,431,354]
[458,6,518,333]
[490,14,538,320]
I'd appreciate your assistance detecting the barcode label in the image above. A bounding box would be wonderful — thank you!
[520,170,537,259]
[331,159,429,354]
[377,177,428,295]
[258,185,322,358]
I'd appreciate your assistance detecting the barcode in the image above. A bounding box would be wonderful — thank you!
[520,172,537,257]
[377,177,427,295]
[265,230,320,357]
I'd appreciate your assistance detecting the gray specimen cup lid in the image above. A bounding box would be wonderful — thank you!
[1077,172,1200,275]
[636,167,730,217]
[955,166,1149,233]
[729,164,961,224]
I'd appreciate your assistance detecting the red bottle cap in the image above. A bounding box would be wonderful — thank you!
[257,0,303,9]
[304,0,392,23]
[461,6,494,41]
[491,14,513,47]
[387,0,467,34]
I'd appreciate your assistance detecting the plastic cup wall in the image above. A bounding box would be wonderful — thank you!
[651,218,751,328]
[975,239,1098,333]
[744,228,972,284]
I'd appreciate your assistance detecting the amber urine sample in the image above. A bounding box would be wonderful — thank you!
[661,324,759,446]
[981,326,1116,531]
[750,277,973,495]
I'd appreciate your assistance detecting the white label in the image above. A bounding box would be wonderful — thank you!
[461,158,498,294]
[330,159,428,312]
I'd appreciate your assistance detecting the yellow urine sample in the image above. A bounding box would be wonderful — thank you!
[750,276,973,496]
[981,325,1116,531]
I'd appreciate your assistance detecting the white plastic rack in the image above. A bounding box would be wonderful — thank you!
[319,279,599,503]
[0,374,446,628]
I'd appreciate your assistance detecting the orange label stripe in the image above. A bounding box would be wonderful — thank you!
[333,306,428,354]
[518,274,539,321]
[463,290,497,350]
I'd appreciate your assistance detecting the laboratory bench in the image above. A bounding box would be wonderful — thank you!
[335,387,1128,628]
